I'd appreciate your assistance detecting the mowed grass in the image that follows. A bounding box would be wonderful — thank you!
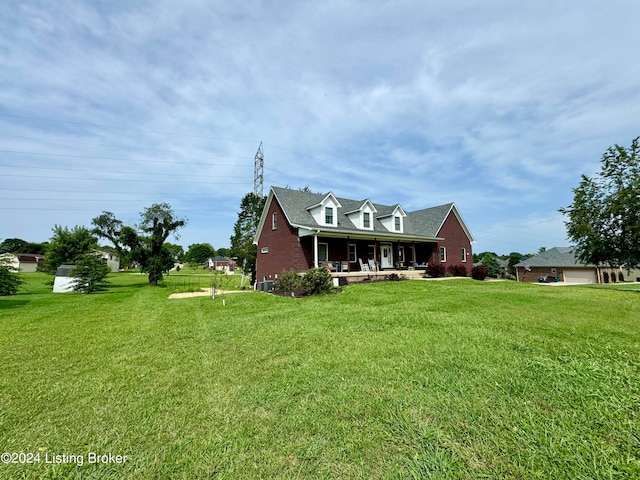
[0,274,639,479]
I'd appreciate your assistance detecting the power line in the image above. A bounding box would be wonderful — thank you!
[0,149,245,167]
[0,112,258,143]
[0,186,251,195]
[2,173,251,184]
[0,163,242,179]
[0,133,252,160]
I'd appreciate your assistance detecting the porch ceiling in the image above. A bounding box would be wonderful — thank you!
[297,226,442,243]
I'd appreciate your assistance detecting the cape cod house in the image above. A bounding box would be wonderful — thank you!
[254,186,475,283]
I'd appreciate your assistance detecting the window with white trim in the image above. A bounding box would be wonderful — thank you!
[363,212,370,228]
[440,246,447,262]
[461,247,467,262]
[318,243,329,262]
[348,244,357,263]
[272,212,277,230]
[325,207,334,225]
[394,216,401,231]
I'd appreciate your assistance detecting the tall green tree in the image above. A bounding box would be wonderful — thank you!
[185,243,216,265]
[43,225,99,274]
[560,136,640,268]
[230,193,266,282]
[164,243,185,264]
[480,253,502,278]
[0,238,29,254]
[137,203,187,285]
[507,252,523,275]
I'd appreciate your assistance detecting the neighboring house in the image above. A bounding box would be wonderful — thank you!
[98,250,120,272]
[254,186,475,282]
[208,256,237,272]
[515,247,612,284]
[0,253,44,272]
[53,265,78,293]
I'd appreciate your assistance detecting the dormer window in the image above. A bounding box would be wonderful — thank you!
[325,207,334,225]
[306,192,341,227]
[378,205,406,233]
[345,199,376,230]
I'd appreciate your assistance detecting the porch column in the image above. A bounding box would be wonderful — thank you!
[313,233,319,268]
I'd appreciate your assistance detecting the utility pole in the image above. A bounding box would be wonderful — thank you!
[254,142,264,197]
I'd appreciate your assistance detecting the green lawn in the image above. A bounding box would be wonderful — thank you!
[1,274,639,479]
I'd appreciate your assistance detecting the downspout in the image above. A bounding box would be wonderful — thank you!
[313,231,319,268]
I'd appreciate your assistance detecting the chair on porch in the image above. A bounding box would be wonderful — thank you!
[368,259,378,271]
[358,259,370,272]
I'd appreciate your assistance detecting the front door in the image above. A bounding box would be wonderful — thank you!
[381,244,393,269]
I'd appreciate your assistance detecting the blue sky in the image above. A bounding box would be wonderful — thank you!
[2,1,639,255]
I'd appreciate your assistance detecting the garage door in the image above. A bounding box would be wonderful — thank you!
[563,269,597,284]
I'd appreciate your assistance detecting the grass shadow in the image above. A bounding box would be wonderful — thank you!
[0,298,30,309]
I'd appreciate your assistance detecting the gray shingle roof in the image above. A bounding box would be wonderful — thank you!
[271,186,456,240]
[515,247,593,268]
[55,264,77,277]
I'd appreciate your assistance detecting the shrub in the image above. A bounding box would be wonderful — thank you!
[0,261,24,296]
[447,264,468,277]
[472,265,488,281]
[425,263,445,278]
[274,269,302,294]
[619,271,624,282]
[301,267,333,295]
[72,253,111,293]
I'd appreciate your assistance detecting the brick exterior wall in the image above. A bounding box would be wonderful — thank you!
[516,266,563,282]
[255,197,312,282]
[435,211,473,274]
[256,197,474,279]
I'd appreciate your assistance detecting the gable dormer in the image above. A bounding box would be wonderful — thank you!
[377,205,407,233]
[306,192,342,227]
[345,199,378,230]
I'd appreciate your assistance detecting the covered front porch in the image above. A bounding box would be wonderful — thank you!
[299,230,441,275]
[329,267,427,283]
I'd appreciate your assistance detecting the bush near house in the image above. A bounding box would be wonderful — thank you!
[425,262,445,278]
[447,264,468,277]
[274,269,302,295]
[300,267,333,295]
[472,265,489,280]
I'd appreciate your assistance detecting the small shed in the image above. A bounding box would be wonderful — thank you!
[53,265,78,293]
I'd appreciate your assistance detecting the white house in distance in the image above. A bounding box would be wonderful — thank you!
[0,253,44,272]
[99,250,120,272]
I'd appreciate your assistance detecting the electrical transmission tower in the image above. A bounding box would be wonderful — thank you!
[254,142,264,197]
